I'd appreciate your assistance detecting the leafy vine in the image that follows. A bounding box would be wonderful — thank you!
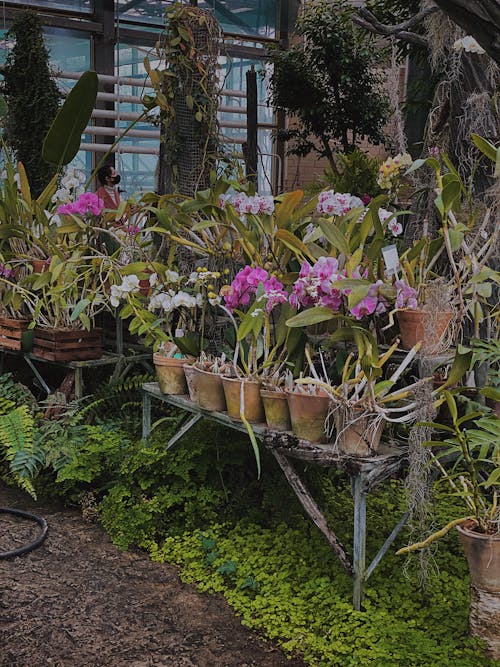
[145,3,222,195]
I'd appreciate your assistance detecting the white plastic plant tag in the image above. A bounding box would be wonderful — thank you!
[382,244,400,276]
[175,328,184,338]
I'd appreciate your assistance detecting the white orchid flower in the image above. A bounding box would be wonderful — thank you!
[121,275,140,292]
[164,270,180,283]
[453,36,485,54]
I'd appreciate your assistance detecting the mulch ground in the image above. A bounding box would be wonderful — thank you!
[0,483,306,667]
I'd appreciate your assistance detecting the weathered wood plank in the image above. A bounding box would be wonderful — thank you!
[469,584,500,659]
[271,449,354,576]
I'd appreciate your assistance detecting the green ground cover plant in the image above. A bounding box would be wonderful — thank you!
[1,373,497,666]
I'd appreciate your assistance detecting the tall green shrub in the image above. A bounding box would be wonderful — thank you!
[2,10,60,197]
[267,0,389,174]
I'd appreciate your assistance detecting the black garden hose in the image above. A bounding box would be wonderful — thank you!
[0,507,48,559]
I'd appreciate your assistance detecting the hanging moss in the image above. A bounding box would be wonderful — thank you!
[1,10,61,197]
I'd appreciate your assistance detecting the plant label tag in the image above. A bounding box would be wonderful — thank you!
[382,244,400,276]
[175,328,184,338]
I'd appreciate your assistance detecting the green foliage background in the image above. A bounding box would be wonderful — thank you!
[267,0,389,170]
[1,10,60,197]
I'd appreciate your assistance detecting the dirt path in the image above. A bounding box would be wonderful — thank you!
[0,483,305,667]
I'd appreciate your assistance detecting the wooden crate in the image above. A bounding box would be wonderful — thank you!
[0,317,29,351]
[32,327,103,362]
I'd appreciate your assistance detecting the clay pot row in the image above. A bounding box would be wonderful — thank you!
[153,356,384,454]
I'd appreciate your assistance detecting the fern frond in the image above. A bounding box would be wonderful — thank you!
[13,474,38,500]
[0,396,15,416]
[0,373,37,411]
[0,405,43,498]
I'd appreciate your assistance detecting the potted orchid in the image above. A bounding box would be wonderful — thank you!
[395,137,499,353]
[115,265,222,395]
[20,249,114,361]
[0,259,35,350]
[219,265,290,424]
[290,330,426,453]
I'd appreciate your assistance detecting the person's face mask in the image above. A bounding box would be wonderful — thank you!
[111,174,121,185]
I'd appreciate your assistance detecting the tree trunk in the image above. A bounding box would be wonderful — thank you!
[432,0,500,65]
[469,585,500,659]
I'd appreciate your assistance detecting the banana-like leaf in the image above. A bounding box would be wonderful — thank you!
[43,70,98,166]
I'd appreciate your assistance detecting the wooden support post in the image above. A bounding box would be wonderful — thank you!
[24,355,51,395]
[272,449,353,576]
[166,413,202,449]
[74,367,84,400]
[115,314,123,356]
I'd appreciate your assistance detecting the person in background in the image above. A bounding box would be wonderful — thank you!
[96,164,121,211]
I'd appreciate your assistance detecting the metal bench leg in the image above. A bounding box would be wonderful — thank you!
[142,391,152,440]
[24,356,51,396]
[353,472,367,611]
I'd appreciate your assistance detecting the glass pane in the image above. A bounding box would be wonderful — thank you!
[115,41,160,194]
[6,0,91,12]
[44,28,93,179]
[117,0,276,39]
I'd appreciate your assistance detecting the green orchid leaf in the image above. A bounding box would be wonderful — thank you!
[471,133,497,162]
[318,219,349,256]
[70,298,90,322]
[286,306,335,328]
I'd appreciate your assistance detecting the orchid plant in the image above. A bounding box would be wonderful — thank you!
[21,250,114,330]
[117,264,221,354]
[221,265,293,378]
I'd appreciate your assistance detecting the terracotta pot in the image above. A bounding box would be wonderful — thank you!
[457,520,500,592]
[285,390,331,444]
[153,352,194,395]
[182,364,198,402]
[336,411,385,457]
[261,389,291,431]
[184,364,227,411]
[396,309,454,353]
[221,376,264,423]
[31,258,50,273]
[457,519,500,659]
